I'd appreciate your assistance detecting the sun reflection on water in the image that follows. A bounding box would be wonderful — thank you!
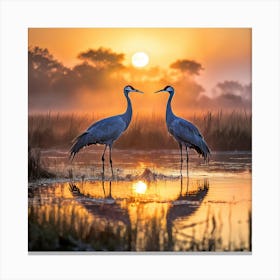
[132,180,147,194]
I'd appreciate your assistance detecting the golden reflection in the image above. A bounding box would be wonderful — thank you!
[132,180,147,195]
[29,175,251,251]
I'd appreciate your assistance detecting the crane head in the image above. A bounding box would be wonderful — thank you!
[124,85,144,95]
[154,85,174,95]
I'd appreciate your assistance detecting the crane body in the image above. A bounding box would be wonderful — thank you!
[156,85,210,175]
[70,85,143,178]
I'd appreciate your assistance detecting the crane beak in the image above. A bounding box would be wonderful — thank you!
[154,89,164,93]
[134,89,144,94]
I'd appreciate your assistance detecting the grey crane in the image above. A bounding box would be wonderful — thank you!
[155,85,210,175]
[70,85,143,178]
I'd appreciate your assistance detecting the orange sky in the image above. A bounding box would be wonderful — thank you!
[28,28,251,115]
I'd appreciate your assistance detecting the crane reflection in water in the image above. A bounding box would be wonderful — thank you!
[65,176,209,251]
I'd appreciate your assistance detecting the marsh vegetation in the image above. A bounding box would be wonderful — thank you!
[28,110,251,151]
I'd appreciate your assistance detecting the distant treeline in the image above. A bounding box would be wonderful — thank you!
[28,111,251,151]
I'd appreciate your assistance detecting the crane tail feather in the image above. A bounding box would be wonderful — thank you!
[200,139,211,163]
[192,138,210,163]
[69,132,95,160]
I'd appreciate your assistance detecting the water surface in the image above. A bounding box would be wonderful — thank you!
[28,149,251,252]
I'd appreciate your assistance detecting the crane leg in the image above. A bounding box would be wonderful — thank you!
[109,180,112,198]
[102,179,106,197]
[109,145,114,179]
[101,145,107,179]
[179,143,183,177]
[186,174,189,195]
[186,146,189,177]
[179,174,183,197]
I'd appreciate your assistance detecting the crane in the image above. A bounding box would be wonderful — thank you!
[70,85,143,178]
[155,85,210,175]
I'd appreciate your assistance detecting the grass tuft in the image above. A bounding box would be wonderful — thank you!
[28,146,55,180]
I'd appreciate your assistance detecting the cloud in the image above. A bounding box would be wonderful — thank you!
[170,59,204,75]
[199,80,252,111]
[77,48,125,70]
[243,83,252,101]
[215,80,251,103]
[216,80,243,92]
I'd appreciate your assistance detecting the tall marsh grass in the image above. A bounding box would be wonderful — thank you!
[28,111,251,151]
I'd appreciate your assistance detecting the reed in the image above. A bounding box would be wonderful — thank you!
[28,110,251,151]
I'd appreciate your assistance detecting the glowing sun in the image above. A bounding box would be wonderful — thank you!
[131,52,149,68]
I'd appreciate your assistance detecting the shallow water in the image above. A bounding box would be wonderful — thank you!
[28,149,251,252]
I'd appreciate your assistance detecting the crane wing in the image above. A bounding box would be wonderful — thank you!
[169,118,210,160]
[87,115,127,143]
[70,115,126,160]
[169,118,200,141]
[177,118,201,136]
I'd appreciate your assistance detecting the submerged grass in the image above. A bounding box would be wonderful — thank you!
[28,202,251,252]
[28,110,251,151]
[28,203,131,251]
[172,209,251,252]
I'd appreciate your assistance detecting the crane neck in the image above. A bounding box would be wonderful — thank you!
[166,93,175,124]
[122,93,132,129]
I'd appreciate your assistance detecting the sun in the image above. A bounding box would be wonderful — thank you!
[131,52,149,68]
